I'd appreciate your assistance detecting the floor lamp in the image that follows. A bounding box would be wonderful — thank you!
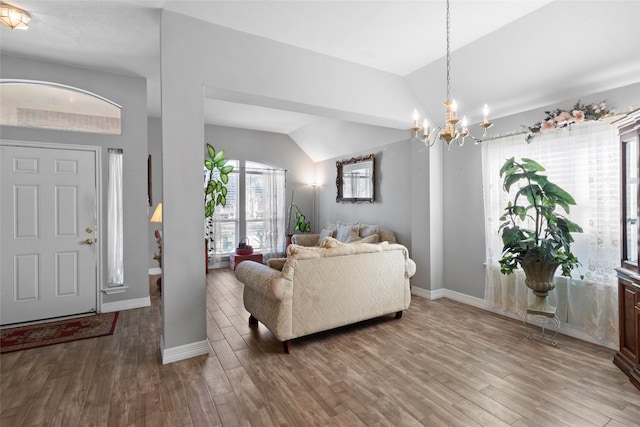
[311,184,317,233]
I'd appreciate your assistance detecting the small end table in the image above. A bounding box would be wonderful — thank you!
[229,253,263,270]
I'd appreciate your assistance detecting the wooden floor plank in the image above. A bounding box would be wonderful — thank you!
[0,268,638,426]
[174,357,222,427]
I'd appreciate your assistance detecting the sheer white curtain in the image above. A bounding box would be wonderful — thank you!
[482,120,620,343]
[107,149,124,287]
[260,168,286,260]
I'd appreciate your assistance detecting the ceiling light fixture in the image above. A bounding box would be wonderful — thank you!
[411,0,492,149]
[0,2,30,30]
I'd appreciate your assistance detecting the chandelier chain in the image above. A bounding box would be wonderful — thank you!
[410,0,493,148]
[446,0,451,101]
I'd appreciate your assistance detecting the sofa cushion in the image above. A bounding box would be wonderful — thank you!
[336,221,360,243]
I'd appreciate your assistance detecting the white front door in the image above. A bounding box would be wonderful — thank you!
[1,144,98,325]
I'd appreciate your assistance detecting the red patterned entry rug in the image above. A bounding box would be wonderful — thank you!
[0,312,119,354]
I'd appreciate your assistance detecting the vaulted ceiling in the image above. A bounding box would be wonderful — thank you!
[1,1,639,161]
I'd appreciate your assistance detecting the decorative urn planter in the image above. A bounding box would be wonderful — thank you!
[519,260,560,317]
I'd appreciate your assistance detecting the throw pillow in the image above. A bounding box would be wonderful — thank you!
[379,229,397,244]
[317,228,336,245]
[286,244,321,259]
[320,237,343,248]
[336,221,360,243]
[351,234,379,244]
[345,232,363,243]
[359,224,380,238]
[267,258,287,271]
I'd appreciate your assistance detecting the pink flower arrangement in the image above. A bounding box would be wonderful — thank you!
[572,109,585,123]
[540,119,556,132]
[526,100,611,143]
[554,111,572,125]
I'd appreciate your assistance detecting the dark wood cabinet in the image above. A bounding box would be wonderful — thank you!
[614,108,640,390]
[614,272,640,389]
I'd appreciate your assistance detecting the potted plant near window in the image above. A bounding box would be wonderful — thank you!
[285,190,311,248]
[204,143,234,269]
[498,157,583,316]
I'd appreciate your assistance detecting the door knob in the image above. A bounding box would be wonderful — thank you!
[85,227,94,233]
[85,238,94,245]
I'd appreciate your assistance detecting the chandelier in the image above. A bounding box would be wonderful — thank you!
[0,2,30,30]
[411,0,492,148]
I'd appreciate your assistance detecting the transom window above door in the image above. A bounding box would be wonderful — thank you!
[0,80,122,135]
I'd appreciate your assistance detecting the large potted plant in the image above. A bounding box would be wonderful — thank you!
[498,157,583,316]
[204,143,234,268]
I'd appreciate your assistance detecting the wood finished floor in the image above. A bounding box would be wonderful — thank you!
[1,268,639,426]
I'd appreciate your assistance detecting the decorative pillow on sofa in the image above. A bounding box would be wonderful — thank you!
[317,228,336,245]
[379,229,397,244]
[286,244,322,259]
[352,234,379,244]
[320,236,344,248]
[359,224,380,238]
[267,257,287,271]
[336,221,360,243]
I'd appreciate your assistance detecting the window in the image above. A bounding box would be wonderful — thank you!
[206,160,285,261]
[482,119,620,342]
[622,133,638,268]
[107,149,124,287]
[206,160,239,256]
[0,80,121,134]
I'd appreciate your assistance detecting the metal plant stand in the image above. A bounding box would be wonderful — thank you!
[522,311,560,346]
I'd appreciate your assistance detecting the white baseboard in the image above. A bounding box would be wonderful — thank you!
[149,267,161,275]
[411,286,445,300]
[102,296,151,313]
[160,336,211,364]
[411,286,617,350]
[441,288,488,309]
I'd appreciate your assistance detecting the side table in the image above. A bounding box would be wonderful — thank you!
[229,253,263,270]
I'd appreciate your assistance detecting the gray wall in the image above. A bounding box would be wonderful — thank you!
[157,9,421,354]
[315,139,413,247]
[313,137,443,293]
[0,54,149,304]
[442,82,640,299]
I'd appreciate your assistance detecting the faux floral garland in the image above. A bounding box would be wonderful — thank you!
[525,100,612,143]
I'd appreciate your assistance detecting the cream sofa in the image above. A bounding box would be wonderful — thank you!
[235,238,416,353]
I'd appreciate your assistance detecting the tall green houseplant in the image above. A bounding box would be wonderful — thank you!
[499,157,583,276]
[204,144,234,246]
[498,157,583,315]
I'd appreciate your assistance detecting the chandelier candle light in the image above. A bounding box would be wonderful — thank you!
[411,0,492,149]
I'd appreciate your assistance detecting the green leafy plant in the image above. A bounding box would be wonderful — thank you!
[498,157,583,277]
[204,143,234,243]
[293,210,311,233]
[286,190,311,235]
